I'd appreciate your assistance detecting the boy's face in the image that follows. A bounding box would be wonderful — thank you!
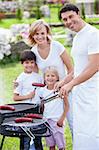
[45,71,58,88]
[22,60,36,73]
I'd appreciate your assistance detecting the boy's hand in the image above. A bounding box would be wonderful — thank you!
[27,91,35,99]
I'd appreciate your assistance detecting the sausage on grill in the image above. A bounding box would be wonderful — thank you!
[0,105,15,111]
[15,117,33,123]
[25,114,43,119]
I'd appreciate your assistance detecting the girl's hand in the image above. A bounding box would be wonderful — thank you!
[40,100,45,114]
[57,118,64,127]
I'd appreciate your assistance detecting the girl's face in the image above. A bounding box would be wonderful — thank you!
[33,25,48,45]
[23,60,36,73]
[45,70,59,89]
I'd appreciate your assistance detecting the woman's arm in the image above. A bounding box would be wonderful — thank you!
[54,50,74,90]
[61,50,73,74]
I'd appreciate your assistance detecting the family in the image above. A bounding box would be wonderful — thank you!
[13,3,99,150]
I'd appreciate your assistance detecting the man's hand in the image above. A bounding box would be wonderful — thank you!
[54,79,65,92]
[59,81,74,97]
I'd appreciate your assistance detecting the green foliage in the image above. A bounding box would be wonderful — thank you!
[16,7,23,20]
[81,3,86,20]
[94,0,99,14]
[0,54,20,65]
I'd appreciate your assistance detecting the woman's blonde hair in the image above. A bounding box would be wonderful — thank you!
[28,19,52,45]
[44,66,60,82]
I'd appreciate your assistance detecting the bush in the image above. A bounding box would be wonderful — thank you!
[81,3,86,20]
[94,0,99,14]
[16,8,23,20]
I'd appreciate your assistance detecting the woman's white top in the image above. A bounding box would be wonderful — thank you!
[31,40,66,79]
[14,72,42,104]
[39,86,64,121]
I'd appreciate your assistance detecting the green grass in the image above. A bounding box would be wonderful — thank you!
[0,6,61,29]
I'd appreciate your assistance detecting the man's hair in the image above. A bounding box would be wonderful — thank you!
[20,49,36,64]
[59,3,79,19]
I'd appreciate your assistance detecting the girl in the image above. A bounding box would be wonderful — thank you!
[38,66,69,150]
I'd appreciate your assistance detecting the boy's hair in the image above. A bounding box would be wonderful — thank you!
[20,49,36,64]
[44,66,60,81]
[59,3,79,19]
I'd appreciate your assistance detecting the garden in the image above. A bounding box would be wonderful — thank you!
[0,0,99,150]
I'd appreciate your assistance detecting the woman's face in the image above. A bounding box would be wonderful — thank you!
[33,25,48,45]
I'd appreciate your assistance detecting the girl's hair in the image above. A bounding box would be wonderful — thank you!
[44,66,60,81]
[28,19,52,45]
[20,49,36,64]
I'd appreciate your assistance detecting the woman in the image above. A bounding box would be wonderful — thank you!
[28,19,74,134]
[28,19,73,82]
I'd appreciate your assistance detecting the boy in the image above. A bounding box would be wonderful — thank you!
[13,49,43,150]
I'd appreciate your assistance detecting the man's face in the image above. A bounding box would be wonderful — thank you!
[61,10,81,32]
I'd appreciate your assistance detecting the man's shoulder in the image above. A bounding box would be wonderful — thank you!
[87,23,99,34]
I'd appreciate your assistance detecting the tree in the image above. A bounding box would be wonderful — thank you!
[16,7,23,20]
[94,0,99,14]
[81,3,86,20]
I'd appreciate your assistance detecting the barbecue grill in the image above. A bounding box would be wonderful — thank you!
[0,103,40,125]
[0,92,59,150]
[0,103,51,150]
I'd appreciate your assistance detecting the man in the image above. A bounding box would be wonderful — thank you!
[57,3,99,150]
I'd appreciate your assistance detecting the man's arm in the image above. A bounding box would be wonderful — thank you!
[60,53,99,96]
